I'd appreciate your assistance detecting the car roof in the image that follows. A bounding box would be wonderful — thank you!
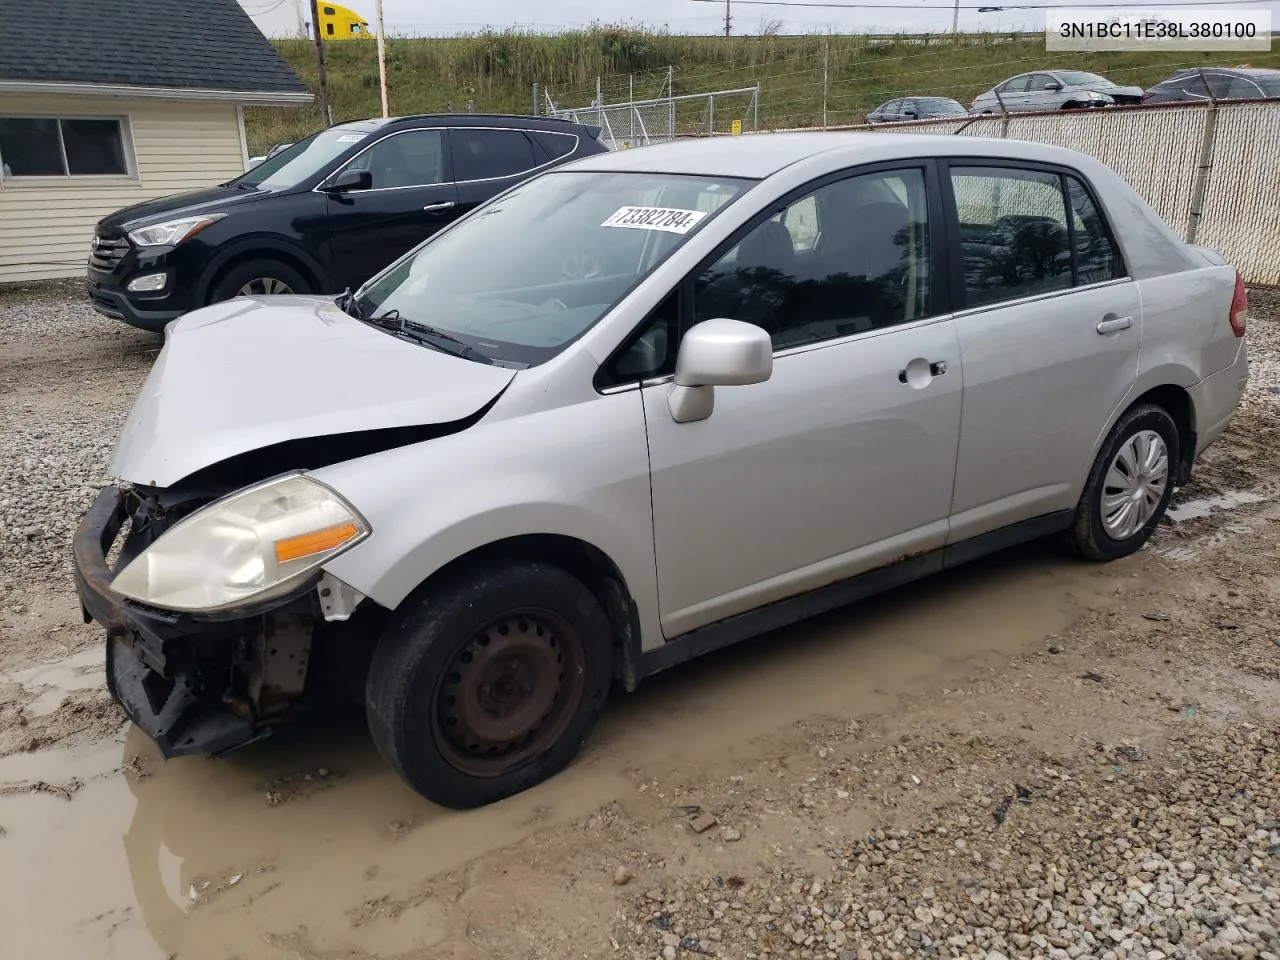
[382,113,589,129]
[1172,66,1280,77]
[563,132,1104,180]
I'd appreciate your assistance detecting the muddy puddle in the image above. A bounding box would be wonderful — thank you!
[0,544,1116,960]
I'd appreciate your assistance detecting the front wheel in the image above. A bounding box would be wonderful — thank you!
[207,258,310,304]
[365,561,613,809]
[1068,403,1179,561]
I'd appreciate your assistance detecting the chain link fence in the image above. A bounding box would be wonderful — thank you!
[545,84,760,150]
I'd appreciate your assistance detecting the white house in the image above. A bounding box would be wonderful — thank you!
[0,0,311,283]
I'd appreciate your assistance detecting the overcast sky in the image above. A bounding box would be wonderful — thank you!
[377,0,1280,35]
[244,0,1280,37]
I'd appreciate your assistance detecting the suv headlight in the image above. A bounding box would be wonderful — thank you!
[110,473,369,613]
[127,214,225,248]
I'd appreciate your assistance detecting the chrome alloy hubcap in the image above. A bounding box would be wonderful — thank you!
[237,277,294,296]
[1101,429,1169,540]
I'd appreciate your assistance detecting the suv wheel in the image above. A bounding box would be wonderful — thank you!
[1069,403,1179,561]
[208,258,309,304]
[365,560,614,809]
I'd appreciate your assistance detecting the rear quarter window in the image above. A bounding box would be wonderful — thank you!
[532,131,577,161]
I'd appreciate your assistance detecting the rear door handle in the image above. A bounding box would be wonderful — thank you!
[1096,315,1132,334]
[423,201,456,213]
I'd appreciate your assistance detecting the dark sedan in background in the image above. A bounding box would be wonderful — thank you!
[87,114,608,331]
[866,96,968,123]
[1142,67,1280,104]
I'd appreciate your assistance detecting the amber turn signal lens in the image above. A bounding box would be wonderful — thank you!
[273,522,360,564]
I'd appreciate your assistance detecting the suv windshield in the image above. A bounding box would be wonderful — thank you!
[1057,71,1112,87]
[231,125,377,189]
[352,170,752,367]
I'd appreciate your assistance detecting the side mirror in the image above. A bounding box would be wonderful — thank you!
[1045,82,1063,92]
[902,110,917,118]
[324,169,373,193]
[667,318,773,423]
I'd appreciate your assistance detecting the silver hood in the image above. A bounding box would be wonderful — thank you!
[110,295,516,487]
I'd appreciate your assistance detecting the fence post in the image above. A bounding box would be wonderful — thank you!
[630,74,635,145]
[1186,95,1220,244]
[753,83,760,131]
[668,66,675,140]
[822,39,829,130]
[709,94,715,136]
[532,82,539,117]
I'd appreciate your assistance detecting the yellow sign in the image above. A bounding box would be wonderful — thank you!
[731,119,742,136]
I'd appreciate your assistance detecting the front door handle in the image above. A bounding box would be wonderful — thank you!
[898,359,949,384]
[423,201,456,213]
[1096,314,1133,334]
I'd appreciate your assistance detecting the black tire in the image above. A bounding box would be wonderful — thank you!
[1069,403,1180,562]
[207,258,310,304]
[365,560,613,809]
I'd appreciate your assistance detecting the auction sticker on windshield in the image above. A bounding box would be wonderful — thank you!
[602,206,708,234]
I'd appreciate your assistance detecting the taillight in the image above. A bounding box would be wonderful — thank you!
[1229,270,1248,337]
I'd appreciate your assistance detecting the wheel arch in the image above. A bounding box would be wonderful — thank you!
[391,533,643,692]
[196,238,326,305]
[1089,381,1197,492]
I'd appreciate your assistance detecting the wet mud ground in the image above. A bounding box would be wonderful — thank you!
[1,285,1277,960]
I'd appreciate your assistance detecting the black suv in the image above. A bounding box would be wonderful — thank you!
[87,114,609,331]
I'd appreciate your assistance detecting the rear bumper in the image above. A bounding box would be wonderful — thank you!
[1190,338,1249,457]
[73,486,271,758]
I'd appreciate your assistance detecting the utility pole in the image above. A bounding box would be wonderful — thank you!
[952,0,960,33]
[374,0,389,117]
[308,0,333,127]
[724,0,732,37]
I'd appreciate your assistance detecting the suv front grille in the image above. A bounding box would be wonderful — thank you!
[89,234,130,272]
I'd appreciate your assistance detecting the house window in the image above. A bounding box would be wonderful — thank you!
[325,22,334,34]
[0,117,129,178]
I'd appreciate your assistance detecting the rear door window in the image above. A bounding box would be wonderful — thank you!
[1225,76,1264,99]
[948,165,1124,308]
[452,128,538,181]
[949,166,1072,307]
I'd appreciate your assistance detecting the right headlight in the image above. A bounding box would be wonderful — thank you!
[127,214,225,248]
[110,473,369,614]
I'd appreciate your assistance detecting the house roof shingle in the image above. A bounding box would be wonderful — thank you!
[0,0,310,96]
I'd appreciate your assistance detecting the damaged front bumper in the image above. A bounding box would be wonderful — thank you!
[73,485,319,759]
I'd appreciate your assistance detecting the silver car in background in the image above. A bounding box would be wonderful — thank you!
[971,70,1145,114]
[73,133,1249,809]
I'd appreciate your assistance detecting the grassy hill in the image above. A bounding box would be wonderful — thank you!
[244,27,1280,153]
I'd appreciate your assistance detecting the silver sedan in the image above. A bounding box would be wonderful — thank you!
[76,132,1248,808]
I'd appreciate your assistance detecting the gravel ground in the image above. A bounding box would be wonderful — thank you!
[0,283,1277,960]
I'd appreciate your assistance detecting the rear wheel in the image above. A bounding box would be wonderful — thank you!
[365,561,613,809]
[1068,403,1179,561]
[207,258,309,304]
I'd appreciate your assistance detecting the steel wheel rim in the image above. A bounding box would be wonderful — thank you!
[432,609,586,778]
[237,277,294,296]
[1101,429,1169,540]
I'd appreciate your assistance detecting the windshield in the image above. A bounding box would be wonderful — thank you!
[919,98,967,114]
[1056,71,1112,87]
[231,125,375,189]
[353,171,753,366]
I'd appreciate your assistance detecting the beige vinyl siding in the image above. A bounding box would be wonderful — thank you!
[0,93,247,282]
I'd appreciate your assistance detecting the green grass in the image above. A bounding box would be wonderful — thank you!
[244,27,1280,153]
